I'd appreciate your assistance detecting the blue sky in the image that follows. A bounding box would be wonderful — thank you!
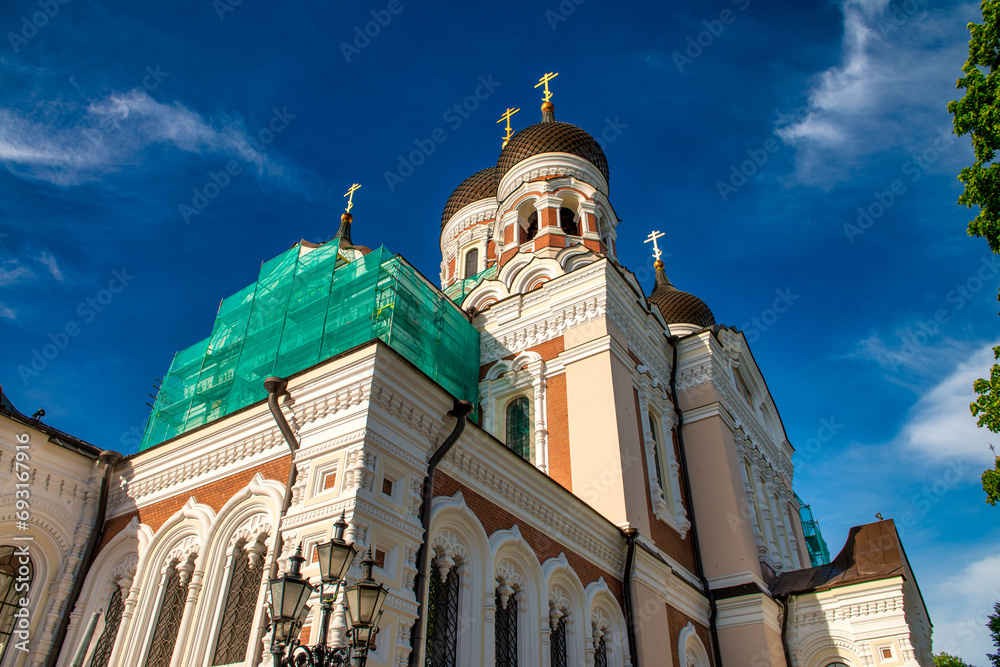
[1,0,998,660]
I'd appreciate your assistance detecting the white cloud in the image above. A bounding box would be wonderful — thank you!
[926,552,1000,660]
[899,342,999,460]
[0,90,297,187]
[777,0,977,184]
[0,303,16,321]
[35,250,63,282]
[0,260,33,286]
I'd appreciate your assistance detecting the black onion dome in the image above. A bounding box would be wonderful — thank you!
[441,167,497,230]
[495,121,609,189]
[648,266,716,328]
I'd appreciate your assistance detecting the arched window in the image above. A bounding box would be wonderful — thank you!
[88,584,124,667]
[464,249,479,279]
[522,212,538,244]
[495,590,517,667]
[648,414,664,486]
[825,663,850,667]
[425,567,459,667]
[550,616,568,667]
[212,543,266,665]
[144,560,189,667]
[559,208,578,236]
[0,545,33,662]
[505,398,531,461]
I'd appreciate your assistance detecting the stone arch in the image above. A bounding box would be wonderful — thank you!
[586,577,631,667]
[800,632,864,667]
[490,526,544,665]
[678,622,710,667]
[542,553,588,666]
[426,492,491,664]
[182,474,283,667]
[509,258,561,296]
[116,498,213,666]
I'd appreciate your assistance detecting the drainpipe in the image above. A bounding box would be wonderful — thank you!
[263,376,301,581]
[45,450,123,667]
[778,594,793,667]
[407,398,473,667]
[669,336,724,667]
[622,527,640,667]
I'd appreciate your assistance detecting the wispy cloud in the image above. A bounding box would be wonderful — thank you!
[0,90,299,187]
[777,0,977,184]
[0,260,33,286]
[899,342,999,461]
[0,303,16,322]
[927,552,1000,660]
[36,250,63,282]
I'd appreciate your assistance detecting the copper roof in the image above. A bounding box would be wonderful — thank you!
[495,121,609,188]
[441,167,496,230]
[648,267,715,328]
[771,519,906,596]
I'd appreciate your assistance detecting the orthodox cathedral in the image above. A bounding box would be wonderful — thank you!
[0,75,933,667]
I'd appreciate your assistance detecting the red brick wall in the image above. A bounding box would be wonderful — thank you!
[433,471,623,606]
[480,337,565,381]
[546,374,571,491]
[667,603,715,667]
[95,455,291,557]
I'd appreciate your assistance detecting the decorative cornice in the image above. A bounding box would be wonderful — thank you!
[370,382,444,444]
[441,447,624,574]
[480,294,605,364]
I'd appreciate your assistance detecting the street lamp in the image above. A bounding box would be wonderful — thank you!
[267,515,389,667]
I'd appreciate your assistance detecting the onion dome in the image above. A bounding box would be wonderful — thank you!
[647,260,715,328]
[441,166,497,230]
[495,113,609,188]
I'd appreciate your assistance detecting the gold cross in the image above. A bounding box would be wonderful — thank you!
[534,72,559,102]
[497,107,520,147]
[343,183,361,213]
[644,230,665,261]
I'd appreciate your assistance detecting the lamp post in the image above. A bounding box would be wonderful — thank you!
[267,514,389,667]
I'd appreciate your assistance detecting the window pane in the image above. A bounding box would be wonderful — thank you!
[212,545,266,665]
[648,414,663,484]
[464,249,479,278]
[144,564,188,667]
[594,637,608,667]
[505,398,531,461]
[425,568,459,667]
[495,592,518,667]
[88,585,124,667]
[550,617,567,667]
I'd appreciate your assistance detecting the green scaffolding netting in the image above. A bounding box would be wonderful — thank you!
[795,493,831,567]
[443,265,497,305]
[139,242,480,451]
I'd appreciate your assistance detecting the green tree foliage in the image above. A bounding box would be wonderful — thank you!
[935,653,976,667]
[951,3,1000,506]
[989,602,1000,667]
[949,0,1000,252]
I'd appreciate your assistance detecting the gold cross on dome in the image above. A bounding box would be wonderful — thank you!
[343,183,361,213]
[497,107,520,147]
[644,230,665,261]
[534,72,559,102]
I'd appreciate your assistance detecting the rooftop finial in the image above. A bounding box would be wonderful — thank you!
[535,71,558,122]
[497,107,520,148]
[339,182,361,245]
[645,230,670,287]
